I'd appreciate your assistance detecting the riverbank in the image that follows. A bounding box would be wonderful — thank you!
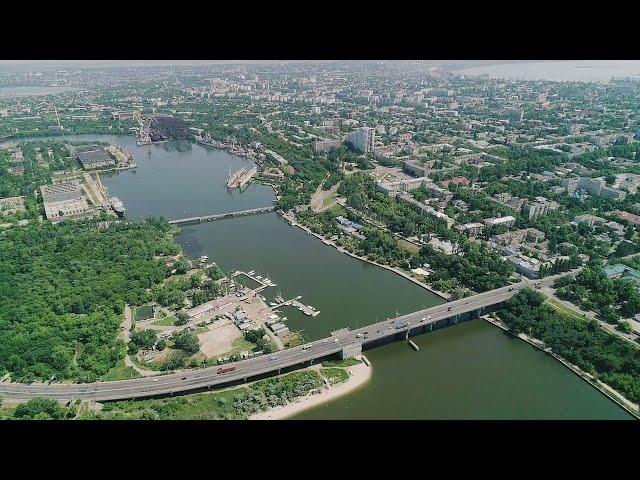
[483,315,640,419]
[250,360,372,420]
[281,211,450,300]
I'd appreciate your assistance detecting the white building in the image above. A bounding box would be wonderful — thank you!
[347,127,375,154]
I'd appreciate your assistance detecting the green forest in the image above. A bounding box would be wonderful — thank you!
[0,218,178,382]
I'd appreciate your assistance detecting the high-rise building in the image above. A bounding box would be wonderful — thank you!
[346,127,375,154]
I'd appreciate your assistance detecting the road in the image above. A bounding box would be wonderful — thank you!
[542,286,640,345]
[0,274,566,402]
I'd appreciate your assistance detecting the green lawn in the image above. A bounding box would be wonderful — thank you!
[321,367,349,385]
[153,315,177,326]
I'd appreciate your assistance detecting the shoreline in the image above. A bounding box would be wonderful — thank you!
[280,212,450,300]
[483,315,640,420]
[250,360,372,420]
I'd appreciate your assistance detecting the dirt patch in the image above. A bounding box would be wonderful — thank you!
[198,323,243,358]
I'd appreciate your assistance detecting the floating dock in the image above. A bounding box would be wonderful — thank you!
[228,166,258,189]
[290,300,320,317]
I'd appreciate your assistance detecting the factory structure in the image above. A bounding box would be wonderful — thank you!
[40,181,90,223]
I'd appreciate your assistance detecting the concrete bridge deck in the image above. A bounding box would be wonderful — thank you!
[0,273,568,402]
[168,206,275,226]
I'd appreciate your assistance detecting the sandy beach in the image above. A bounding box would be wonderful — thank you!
[250,360,372,420]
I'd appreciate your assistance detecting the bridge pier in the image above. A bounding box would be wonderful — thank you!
[341,343,362,359]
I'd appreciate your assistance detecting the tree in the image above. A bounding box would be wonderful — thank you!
[14,397,68,420]
[175,311,189,326]
[174,332,200,355]
[130,329,157,351]
[618,320,633,333]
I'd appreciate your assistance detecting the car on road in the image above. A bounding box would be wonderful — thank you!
[269,356,278,361]
[334,338,340,343]
[447,307,452,312]
[322,339,328,343]
[356,333,363,338]
[181,377,187,380]
[153,378,159,382]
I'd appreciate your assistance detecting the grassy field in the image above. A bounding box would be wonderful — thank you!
[321,367,349,385]
[322,190,338,207]
[153,315,177,326]
[545,297,589,321]
[327,204,347,217]
[0,403,17,420]
[219,337,255,358]
[102,359,141,381]
[398,238,420,253]
[283,333,304,348]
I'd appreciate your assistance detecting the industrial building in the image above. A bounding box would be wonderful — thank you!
[40,181,89,222]
[77,148,116,170]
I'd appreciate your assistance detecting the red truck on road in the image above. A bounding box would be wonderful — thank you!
[217,366,236,374]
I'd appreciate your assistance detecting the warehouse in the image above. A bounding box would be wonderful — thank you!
[77,149,116,170]
[40,181,89,222]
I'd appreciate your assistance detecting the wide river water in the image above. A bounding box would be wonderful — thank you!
[8,134,633,419]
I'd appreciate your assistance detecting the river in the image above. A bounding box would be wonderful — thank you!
[8,134,633,419]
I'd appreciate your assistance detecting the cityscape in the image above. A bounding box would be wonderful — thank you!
[1,60,640,420]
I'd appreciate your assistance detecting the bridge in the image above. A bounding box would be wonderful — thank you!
[168,206,275,226]
[0,273,569,402]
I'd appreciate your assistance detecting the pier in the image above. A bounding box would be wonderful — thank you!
[269,296,320,317]
[168,206,275,226]
[231,270,277,288]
